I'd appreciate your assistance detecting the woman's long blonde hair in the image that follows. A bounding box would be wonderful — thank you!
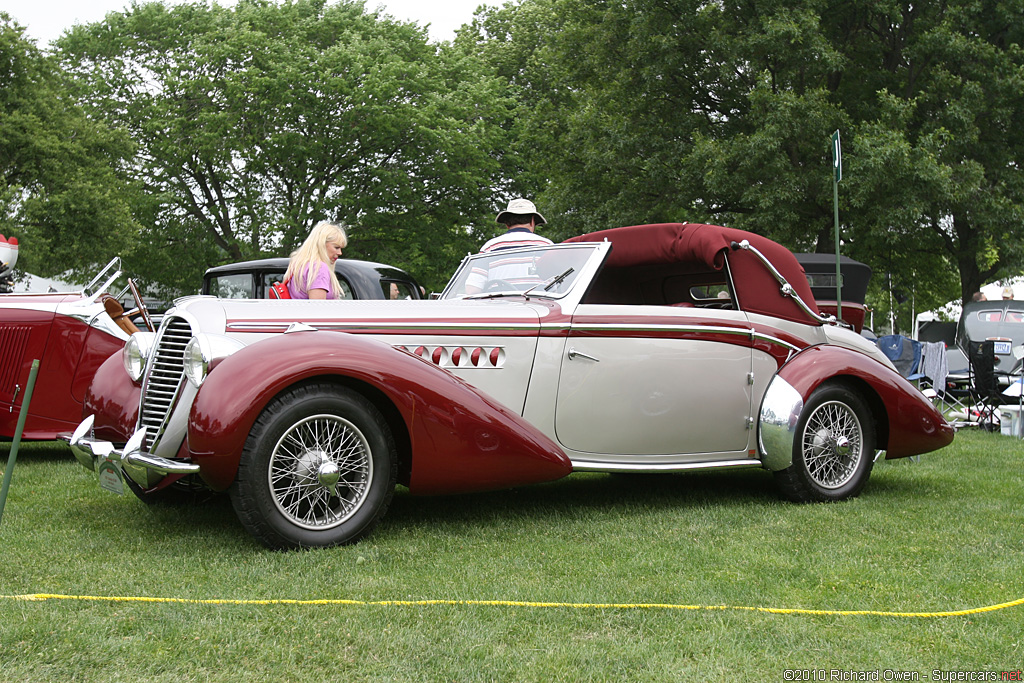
[285,221,347,298]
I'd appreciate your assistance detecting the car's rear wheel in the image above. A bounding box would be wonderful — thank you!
[230,383,397,549]
[774,384,875,502]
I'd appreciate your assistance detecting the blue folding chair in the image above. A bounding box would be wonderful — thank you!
[876,334,924,381]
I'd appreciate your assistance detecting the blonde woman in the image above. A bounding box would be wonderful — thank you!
[284,221,347,299]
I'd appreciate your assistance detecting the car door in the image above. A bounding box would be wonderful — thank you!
[553,303,755,460]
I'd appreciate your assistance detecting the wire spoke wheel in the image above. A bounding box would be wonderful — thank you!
[801,400,862,490]
[269,414,372,530]
[774,384,875,503]
[231,384,396,549]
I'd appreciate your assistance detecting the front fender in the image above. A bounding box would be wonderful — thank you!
[773,345,954,459]
[188,330,572,493]
[82,350,141,442]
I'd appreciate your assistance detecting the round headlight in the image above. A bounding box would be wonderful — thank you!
[122,333,156,382]
[183,336,210,388]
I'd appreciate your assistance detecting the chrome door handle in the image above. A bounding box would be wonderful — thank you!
[568,347,600,362]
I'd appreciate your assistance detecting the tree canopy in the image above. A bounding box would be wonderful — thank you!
[461,0,1024,331]
[4,0,1022,328]
[0,13,139,279]
[54,0,513,293]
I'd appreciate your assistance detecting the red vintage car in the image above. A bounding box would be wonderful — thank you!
[68,223,954,549]
[0,258,151,440]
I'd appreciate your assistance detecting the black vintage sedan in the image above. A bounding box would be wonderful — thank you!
[202,258,424,301]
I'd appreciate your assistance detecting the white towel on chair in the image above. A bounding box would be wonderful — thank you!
[921,341,948,391]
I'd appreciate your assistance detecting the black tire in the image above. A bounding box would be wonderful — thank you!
[229,383,397,549]
[774,384,876,503]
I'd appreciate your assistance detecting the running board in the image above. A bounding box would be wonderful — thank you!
[570,458,762,474]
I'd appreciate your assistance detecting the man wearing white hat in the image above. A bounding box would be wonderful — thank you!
[479,198,553,253]
[465,198,554,293]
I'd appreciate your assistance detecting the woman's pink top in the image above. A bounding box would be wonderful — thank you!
[286,261,335,299]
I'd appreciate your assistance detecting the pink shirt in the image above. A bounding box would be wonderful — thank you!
[287,262,336,299]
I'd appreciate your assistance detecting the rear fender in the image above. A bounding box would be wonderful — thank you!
[774,345,954,459]
[188,331,571,493]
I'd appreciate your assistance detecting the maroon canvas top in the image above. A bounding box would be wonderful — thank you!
[565,223,820,325]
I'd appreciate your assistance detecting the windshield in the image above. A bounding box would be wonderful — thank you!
[441,244,600,300]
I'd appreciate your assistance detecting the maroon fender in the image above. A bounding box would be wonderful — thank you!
[777,345,954,459]
[82,351,141,442]
[187,331,572,493]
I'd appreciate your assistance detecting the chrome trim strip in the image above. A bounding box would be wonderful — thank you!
[225,320,542,333]
[567,323,749,335]
[757,376,803,471]
[225,320,802,356]
[570,458,761,473]
[751,331,801,353]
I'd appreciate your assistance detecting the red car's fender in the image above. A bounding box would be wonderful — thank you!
[187,331,572,494]
[777,345,954,459]
[82,350,141,441]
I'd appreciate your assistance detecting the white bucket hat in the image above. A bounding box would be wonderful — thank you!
[496,198,546,225]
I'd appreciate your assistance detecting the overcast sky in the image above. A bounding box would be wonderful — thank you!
[1,0,492,44]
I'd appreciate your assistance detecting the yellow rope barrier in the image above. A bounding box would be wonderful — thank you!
[2,592,1023,618]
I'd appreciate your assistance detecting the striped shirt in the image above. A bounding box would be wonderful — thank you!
[467,229,554,291]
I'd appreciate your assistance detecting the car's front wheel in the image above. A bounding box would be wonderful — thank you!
[230,383,397,549]
[774,384,876,503]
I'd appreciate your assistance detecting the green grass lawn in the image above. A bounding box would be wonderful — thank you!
[1,430,1021,681]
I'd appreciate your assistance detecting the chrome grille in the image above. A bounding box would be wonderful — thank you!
[139,316,194,445]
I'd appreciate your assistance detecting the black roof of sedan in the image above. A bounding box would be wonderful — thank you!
[202,257,423,300]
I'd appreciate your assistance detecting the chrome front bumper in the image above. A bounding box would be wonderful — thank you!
[68,415,200,487]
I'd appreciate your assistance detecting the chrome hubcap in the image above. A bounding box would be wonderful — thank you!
[802,401,862,489]
[269,414,372,530]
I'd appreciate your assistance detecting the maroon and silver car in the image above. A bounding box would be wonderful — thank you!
[69,223,954,549]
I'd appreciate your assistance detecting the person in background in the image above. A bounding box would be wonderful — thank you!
[285,221,347,299]
[466,198,553,293]
[480,198,553,253]
[972,291,987,302]
[1002,286,1014,300]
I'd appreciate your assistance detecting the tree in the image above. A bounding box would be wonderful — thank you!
[0,13,140,280]
[464,0,1024,332]
[56,0,513,294]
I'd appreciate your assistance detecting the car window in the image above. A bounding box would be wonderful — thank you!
[208,273,254,299]
[973,310,1024,323]
[262,272,284,297]
[689,284,732,305]
[382,280,416,300]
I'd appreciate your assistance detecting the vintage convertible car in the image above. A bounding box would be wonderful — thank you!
[68,223,954,549]
[0,258,153,440]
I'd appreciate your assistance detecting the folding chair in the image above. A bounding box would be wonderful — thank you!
[876,335,923,381]
[967,340,1001,431]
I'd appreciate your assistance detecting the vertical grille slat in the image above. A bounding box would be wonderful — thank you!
[0,325,31,396]
[139,316,194,447]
